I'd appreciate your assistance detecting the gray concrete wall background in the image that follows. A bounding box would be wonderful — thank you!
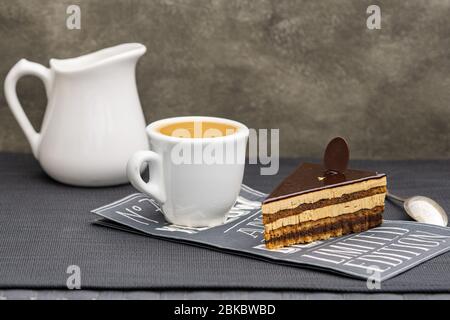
[0,0,449,159]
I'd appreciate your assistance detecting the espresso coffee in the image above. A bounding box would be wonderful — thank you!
[128,116,249,227]
[158,121,238,139]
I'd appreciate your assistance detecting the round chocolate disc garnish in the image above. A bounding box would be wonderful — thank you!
[323,137,350,173]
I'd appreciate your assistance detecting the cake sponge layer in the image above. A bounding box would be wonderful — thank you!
[263,185,386,224]
[262,176,387,214]
[265,206,383,249]
[264,193,386,232]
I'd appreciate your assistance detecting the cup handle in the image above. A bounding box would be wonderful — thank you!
[127,150,166,204]
[4,59,53,158]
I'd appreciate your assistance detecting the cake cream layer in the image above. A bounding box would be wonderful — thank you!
[265,207,383,249]
[264,192,386,232]
[262,176,386,215]
[263,185,386,224]
[265,206,384,241]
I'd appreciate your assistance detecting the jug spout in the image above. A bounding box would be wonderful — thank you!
[49,43,146,73]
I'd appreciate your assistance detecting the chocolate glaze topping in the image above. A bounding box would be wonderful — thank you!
[263,162,385,204]
[263,137,386,204]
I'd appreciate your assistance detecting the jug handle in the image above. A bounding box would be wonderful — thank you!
[127,150,167,204]
[4,59,53,158]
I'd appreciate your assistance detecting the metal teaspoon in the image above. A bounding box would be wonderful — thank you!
[387,193,448,227]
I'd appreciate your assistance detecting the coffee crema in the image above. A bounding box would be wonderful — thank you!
[158,121,239,139]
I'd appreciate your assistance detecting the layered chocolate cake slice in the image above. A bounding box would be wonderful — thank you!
[262,137,387,249]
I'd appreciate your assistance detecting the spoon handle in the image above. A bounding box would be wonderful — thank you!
[387,192,406,203]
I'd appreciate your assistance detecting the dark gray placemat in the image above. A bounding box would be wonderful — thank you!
[0,153,449,292]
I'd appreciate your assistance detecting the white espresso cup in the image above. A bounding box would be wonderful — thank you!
[127,116,249,227]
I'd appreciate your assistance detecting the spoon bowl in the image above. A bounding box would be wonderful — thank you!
[404,196,448,227]
[387,193,448,227]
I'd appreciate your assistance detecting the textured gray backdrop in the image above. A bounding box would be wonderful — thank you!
[0,0,449,159]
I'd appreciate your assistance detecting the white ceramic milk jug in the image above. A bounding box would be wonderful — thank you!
[4,43,149,186]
